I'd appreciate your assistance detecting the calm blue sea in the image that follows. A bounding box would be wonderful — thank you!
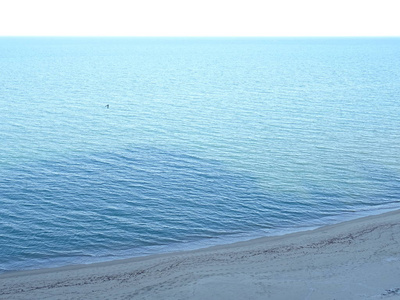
[1,37,399,273]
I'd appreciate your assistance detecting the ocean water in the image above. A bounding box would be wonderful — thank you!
[1,37,399,273]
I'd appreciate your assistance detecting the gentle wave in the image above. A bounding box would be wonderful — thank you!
[1,37,400,273]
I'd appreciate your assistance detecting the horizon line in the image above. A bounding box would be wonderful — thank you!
[1,35,400,38]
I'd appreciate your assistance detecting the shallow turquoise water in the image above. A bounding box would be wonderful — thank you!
[1,37,399,272]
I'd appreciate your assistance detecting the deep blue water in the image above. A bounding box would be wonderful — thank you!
[1,37,400,273]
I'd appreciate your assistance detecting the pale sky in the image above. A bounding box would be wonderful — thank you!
[0,0,399,37]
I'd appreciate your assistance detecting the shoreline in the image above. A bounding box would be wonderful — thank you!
[2,203,398,275]
[1,209,400,299]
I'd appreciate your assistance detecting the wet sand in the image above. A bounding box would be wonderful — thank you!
[1,209,400,299]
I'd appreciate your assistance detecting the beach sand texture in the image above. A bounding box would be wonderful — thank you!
[1,209,400,300]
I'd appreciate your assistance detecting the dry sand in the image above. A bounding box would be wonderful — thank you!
[1,209,400,300]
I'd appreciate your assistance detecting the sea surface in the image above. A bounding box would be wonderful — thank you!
[1,37,399,273]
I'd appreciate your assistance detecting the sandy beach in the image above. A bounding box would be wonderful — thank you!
[1,209,400,300]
